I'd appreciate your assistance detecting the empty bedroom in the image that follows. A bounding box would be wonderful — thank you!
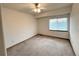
[0,3,79,56]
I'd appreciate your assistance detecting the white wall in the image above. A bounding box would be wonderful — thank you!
[70,4,79,55]
[1,7,37,48]
[37,7,71,39]
[38,17,69,39]
[0,7,6,56]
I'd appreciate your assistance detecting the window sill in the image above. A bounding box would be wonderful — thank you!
[49,30,68,32]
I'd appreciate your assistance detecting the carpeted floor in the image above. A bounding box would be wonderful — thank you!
[7,35,75,56]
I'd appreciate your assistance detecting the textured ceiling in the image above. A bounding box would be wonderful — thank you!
[2,3,72,15]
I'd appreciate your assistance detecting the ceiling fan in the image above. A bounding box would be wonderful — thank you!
[32,3,45,13]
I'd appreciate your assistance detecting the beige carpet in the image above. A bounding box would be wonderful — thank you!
[7,35,75,56]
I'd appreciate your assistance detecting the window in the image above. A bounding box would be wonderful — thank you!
[49,17,68,31]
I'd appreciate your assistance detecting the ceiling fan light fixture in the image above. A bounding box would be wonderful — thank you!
[33,3,41,13]
[34,8,41,13]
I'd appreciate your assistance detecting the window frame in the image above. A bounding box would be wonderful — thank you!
[48,15,69,32]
